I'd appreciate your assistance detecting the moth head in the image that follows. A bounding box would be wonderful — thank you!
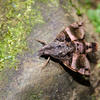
[38,45,50,56]
[85,42,97,53]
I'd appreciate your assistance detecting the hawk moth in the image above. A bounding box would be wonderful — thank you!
[38,21,97,76]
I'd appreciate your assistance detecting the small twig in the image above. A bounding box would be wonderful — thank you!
[35,39,47,45]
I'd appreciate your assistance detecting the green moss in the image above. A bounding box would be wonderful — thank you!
[0,0,60,71]
[29,94,40,100]
[61,0,83,16]
[29,91,42,100]
[38,0,59,7]
[0,0,44,70]
[91,95,96,100]
[69,0,83,16]
[25,90,43,100]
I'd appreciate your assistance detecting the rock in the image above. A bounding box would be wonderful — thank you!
[0,0,99,100]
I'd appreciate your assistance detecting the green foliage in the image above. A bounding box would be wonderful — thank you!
[84,0,91,5]
[0,0,44,70]
[87,4,100,33]
[0,0,59,71]
[69,0,83,16]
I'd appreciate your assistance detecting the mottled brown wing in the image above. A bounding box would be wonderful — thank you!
[62,53,90,76]
[54,30,71,42]
[61,56,77,72]
[65,21,85,41]
[77,54,90,76]
[54,21,85,42]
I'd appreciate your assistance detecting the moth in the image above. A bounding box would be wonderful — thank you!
[37,22,97,76]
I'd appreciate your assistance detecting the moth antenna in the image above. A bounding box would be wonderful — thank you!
[35,39,47,45]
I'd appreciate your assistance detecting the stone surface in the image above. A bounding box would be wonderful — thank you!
[0,0,100,100]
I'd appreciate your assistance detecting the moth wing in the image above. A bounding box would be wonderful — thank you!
[54,30,71,42]
[74,24,85,39]
[76,54,90,76]
[62,53,90,76]
[65,22,85,41]
[62,56,77,72]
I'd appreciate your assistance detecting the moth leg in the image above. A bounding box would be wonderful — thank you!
[71,53,79,70]
[41,57,50,70]
[35,39,47,45]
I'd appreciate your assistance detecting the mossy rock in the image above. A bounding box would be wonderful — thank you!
[0,0,100,100]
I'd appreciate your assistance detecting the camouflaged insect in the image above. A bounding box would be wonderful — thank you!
[38,22,97,76]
